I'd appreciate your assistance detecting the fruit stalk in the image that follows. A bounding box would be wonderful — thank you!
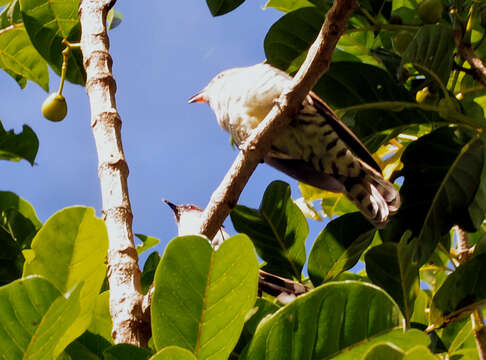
[78,0,147,346]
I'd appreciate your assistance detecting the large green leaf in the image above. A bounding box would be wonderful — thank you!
[263,0,315,13]
[150,347,197,360]
[400,24,455,87]
[0,276,60,359]
[231,181,307,279]
[103,344,152,360]
[308,213,375,286]
[365,239,420,324]
[205,0,245,16]
[0,122,39,165]
[151,235,258,359]
[19,0,85,85]
[430,254,486,327]
[313,62,439,151]
[23,207,109,348]
[382,127,486,264]
[0,1,48,90]
[64,331,112,360]
[241,281,405,360]
[88,291,113,344]
[0,191,41,228]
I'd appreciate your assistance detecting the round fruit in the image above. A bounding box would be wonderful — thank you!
[41,93,67,122]
[393,31,413,54]
[417,0,443,24]
[438,97,460,119]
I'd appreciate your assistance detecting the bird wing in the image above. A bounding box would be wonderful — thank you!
[309,91,381,173]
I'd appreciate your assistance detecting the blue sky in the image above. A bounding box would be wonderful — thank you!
[0,0,331,265]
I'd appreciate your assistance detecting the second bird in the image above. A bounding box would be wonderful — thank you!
[189,63,400,227]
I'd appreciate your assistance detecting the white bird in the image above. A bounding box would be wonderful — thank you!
[189,63,400,227]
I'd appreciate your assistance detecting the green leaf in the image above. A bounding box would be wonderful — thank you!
[0,0,22,29]
[363,343,404,360]
[150,347,197,360]
[231,181,307,279]
[65,331,111,360]
[23,207,109,347]
[308,213,375,286]
[19,0,85,85]
[205,0,245,16]
[151,235,259,359]
[0,122,39,165]
[88,291,113,344]
[136,233,160,255]
[403,345,437,359]
[0,191,41,229]
[0,24,48,91]
[141,251,160,294]
[400,24,455,87]
[263,0,315,13]
[410,289,430,325]
[0,276,60,359]
[24,282,82,359]
[383,127,486,264]
[241,281,406,360]
[439,316,476,353]
[103,344,152,360]
[314,62,438,151]
[107,9,122,30]
[430,254,486,327]
[365,238,420,324]
[331,329,430,360]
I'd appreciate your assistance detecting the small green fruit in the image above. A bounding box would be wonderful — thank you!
[393,31,413,54]
[417,0,443,24]
[438,97,460,119]
[41,93,67,122]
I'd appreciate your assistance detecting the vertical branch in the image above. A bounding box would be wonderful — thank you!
[456,227,486,360]
[79,0,147,346]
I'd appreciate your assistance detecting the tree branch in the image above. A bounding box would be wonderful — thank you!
[199,0,359,239]
[79,0,147,346]
[456,30,486,88]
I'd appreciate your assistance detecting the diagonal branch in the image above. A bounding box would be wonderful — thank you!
[79,0,147,346]
[198,0,359,239]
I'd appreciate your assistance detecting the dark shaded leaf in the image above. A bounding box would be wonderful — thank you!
[141,251,160,294]
[231,181,307,279]
[308,212,375,286]
[206,0,245,16]
[65,331,111,360]
[0,122,39,165]
[103,344,152,360]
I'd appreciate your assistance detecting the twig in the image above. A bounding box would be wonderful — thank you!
[456,226,486,360]
[455,28,486,87]
[198,0,359,239]
[258,270,309,297]
[79,0,146,346]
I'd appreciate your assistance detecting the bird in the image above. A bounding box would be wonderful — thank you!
[163,199,228,249]
[188,63,400,227]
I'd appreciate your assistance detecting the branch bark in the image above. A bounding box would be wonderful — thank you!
[458,45,486,88]
[456,227,486,360]
[199,0,359,239]
[79,0,147,346]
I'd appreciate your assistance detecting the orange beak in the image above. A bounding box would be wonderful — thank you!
[188,90,207,104]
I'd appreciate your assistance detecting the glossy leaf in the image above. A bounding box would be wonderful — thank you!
[0,276,60,359]
[65,331,111,360]
[23,207,109,348]
[231,181,307,279]
[19,0,85,85]
[0,122,39,165]
[400,24,455,87]
[88,291,113,344]
[363,343,404,360]
[365,238,420,324]
[151,235,258,359]
[206,0,245,16]
[103,344,152,360]
[308,213,375,286]
[331,329,430,360]
[0,191,41,228]
[263,0,314,13]
[141,251,160,294]
[241,281,405,360]
[383,127,486,264]
[0,4,48,91]
[150,347,197,360]
[430,254,486,327]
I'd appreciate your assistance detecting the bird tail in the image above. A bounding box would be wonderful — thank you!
[343,163,400,228]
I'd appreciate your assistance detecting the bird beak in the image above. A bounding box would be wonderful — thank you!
[188,90,207,104]
[162,198,180,220]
